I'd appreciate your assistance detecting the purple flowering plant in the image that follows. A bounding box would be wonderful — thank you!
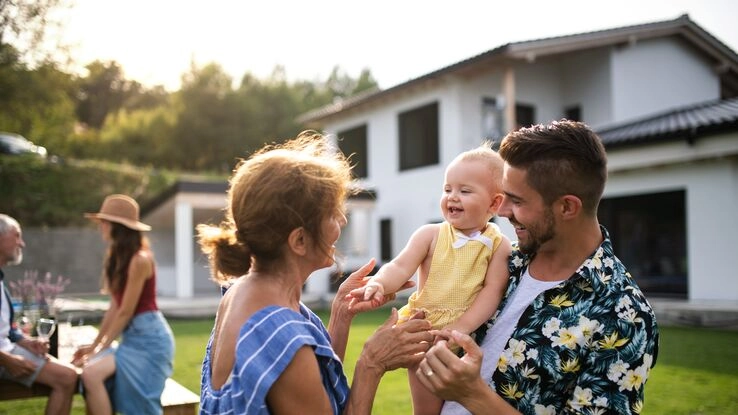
[8,270,71,312]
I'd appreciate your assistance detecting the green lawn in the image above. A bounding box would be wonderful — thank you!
[3,310,737,414]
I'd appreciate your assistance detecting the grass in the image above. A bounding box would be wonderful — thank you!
[3,310,737,414]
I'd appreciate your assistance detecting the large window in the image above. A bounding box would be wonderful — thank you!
[337,125,368,179]
[598,190,687,297]
[380,218,393,263]
[565,105,582,122]
[515,103,536,129]
[398,102,439,171]
[482,97,504,141]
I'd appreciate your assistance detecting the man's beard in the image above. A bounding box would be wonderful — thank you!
[516,207,555,255]
[7,251,23,266]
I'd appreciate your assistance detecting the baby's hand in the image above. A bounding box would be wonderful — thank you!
[347,281,385,309]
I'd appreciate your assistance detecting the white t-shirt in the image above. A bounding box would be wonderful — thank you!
[0,282,14,352]
[441,268,564,415]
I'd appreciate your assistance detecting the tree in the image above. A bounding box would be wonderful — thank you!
[0,42,76,152]
[0,0,69,64]
[75,60,131,129]
[54,59,380,172]
[99,105,177,166]
[167,62,239,171]
[324,66,379,99]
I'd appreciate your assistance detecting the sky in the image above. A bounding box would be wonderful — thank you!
[56,0,738,92]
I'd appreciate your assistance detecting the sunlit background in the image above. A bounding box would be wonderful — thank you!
[55,0,738,91]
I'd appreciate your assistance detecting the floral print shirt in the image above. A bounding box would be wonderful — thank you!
[482,226,659,414]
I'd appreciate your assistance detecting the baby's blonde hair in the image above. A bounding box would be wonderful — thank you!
[451,141,504,193]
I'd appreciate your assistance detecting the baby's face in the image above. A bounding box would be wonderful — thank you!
[441,159,499,235]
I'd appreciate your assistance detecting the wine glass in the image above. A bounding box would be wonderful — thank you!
[36,318,56,343]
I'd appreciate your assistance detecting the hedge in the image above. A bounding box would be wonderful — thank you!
[0,155,179,227]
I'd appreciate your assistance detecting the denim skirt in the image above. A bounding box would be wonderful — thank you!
[112,310,174,415]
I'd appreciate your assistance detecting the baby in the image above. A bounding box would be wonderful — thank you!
[348,142,512,415]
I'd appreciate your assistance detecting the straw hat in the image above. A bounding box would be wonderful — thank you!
[84,194,151,231]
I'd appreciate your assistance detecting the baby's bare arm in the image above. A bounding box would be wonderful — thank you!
[348,224,438,304]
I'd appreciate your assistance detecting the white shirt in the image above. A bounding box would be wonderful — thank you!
[0,282,14,352]
[441,268,564,415]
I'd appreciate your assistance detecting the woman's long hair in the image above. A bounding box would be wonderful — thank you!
[102,221,148,294]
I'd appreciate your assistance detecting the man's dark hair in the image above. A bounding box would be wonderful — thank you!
[498,120,607,216]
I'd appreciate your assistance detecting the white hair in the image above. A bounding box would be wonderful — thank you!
[0,214,20,236]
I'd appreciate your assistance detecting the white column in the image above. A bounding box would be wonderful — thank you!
[175,200,194,298]
[503,66,516,133]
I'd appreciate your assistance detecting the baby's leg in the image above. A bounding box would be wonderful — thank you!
[408,364,444,415]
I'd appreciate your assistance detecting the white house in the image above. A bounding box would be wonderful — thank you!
[137,14,738,304]
[294,14,738,303]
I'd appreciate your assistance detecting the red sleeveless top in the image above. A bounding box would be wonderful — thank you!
[113,268,159,315]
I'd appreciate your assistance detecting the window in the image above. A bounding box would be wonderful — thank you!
[482,97,504,141]
[515,103,535,129]
[398,102,439,171]
[565,105,582,122]
[380,218,393,263]
[598,190,687,297]
[337,125,368,179]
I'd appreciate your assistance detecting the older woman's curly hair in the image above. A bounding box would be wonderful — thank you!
[197,131,354,284]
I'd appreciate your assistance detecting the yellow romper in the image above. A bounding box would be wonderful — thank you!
[398,222,503,329]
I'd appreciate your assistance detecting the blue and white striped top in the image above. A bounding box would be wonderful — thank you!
[199,303,349,414]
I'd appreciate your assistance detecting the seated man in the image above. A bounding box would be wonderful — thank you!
[0,214,78,415]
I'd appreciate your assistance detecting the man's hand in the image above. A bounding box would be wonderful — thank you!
[17,337,48,356]
[417,330,485,402]
[5,353,38,378]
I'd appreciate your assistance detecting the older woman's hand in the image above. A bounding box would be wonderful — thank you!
[360,308,433,373]
[329,259,424,367]
[344,309,432,414]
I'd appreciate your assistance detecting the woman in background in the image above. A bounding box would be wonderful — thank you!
[73,194,175,415]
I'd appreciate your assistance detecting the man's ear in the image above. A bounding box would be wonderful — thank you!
[558,195,583,220]
[287,227,307,256]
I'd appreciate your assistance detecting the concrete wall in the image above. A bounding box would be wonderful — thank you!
[3,227,105,295]
[561,48,613,128]
[611,37,720,123]
[3,227,220,298]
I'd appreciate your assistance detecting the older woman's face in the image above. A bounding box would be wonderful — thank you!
[317,209,347,269]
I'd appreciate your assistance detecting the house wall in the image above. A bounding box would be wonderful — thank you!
[3,228,105,295]
[561,48,613,128]
[147,231,217,297]
[611,37,720,123]
[318,34,738,304]
[605,133,738,302]
[458,71,504,144]
[515,58,563,124]
[328,89,450,262]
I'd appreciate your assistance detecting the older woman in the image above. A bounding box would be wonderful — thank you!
[197,131,433,414]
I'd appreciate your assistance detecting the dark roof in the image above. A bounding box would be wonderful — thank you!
[597,97,738,147]
[140,180,228,216]
[299,14,738,125]
[142,180,378,217]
